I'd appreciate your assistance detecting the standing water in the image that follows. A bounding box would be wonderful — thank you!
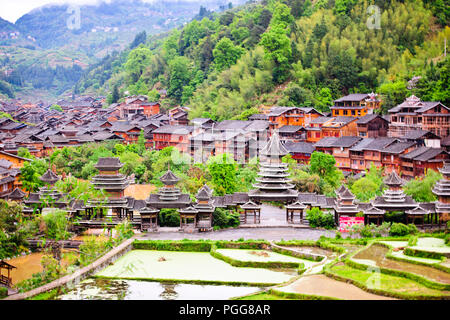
[55,278,263,300]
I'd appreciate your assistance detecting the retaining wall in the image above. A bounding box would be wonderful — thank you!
[4,238,134,300]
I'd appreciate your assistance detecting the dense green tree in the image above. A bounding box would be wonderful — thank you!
[404,169,442,202]
[167,56,191,102]
[207,153,238,196]
[125,46,153,83]
[213,37,244,72]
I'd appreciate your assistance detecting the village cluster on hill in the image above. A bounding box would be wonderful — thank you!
[0,92,448,198]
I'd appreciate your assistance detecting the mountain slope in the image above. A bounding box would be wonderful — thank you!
[0,0,246,102]
[81,0,448,119]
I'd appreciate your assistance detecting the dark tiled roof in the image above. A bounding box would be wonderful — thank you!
[278,125,305,133]
[356,114,387,124]
[363,137,398,151]
[95,157,123,169]
[400,130,440,140]
[381,141,416,154]
[334,94,369,102]
[39,169,60,184]
[284,141,315,154]
[152,125,193,134]
[384,171,403,186]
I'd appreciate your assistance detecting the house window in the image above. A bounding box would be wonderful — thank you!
[351,111,356,116]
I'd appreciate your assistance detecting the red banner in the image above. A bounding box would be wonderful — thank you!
[339,216,364,232]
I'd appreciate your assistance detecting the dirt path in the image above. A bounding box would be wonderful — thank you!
[277,274,396,300]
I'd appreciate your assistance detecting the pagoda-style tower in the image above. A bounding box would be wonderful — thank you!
[194,185,215,231]
[22,169,70,217]
[91,158,129,198]
[373,171,417,211]
[85,157,131,220]
[432,162,450,227]
[146,168,191,209]
[249,131,298,203]
[334,187,359,223]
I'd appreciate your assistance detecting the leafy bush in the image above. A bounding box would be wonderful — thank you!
[42,210,71,240]
[0,286,7,298]
[213,208,240,229]
[389,223,410,236]
[407,224,419,235]
[159,209,180,227]
[306,208,335,229]
[359,225,373,238]
[445,233,449,245]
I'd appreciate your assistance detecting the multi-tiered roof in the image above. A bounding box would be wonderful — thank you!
[249,131,298,202]
[146,167,191,209]
[432,162,450,214]
[23,169,69,215]
[334,186,359,215]
[86,157,130,209]
[373,171,417,210]
[91,157,130,195]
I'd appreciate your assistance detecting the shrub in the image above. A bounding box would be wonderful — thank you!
[42,210,71,240]
[0,286,7,298]
[335,231,342,239]
[306,208,335,229]
[389,223,410,236]
[445,233,449,245]
[407,224,418,235]
[359,225,373,238]
[159,209,180,227]
[213,208,240,229]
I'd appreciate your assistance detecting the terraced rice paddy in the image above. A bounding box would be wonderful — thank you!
[56,278,262,300]
[329,263,450,298]
[215,249,316,267]
[276,274,396,300]
[96,250,297,285]
[410,238,450,255]
[352,244,450,284]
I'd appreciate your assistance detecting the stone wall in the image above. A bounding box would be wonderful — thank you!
[4,238,134,300]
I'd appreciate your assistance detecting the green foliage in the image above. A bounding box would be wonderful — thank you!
[207,153,238,196]
[19,159,48,193]
[404,169,442,202]
[213,37,244,72]
[309,152,343,192]
[16,252,67,293]
[114,220,134,243]
[389,223,410,237]
[42,210,70,240]
[351,164,384,202]
[306,207,335,229]
[17,147,33,160]
[0,286,7,298]
[77,236,113,267]
[49,104,63,112]
[213,208,240,229]
[0,200,29,260]
[125,46,153,83]
[159,208,180,227]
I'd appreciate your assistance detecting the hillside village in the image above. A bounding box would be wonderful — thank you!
[0,92,448,198]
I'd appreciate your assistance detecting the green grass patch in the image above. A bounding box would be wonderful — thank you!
[326,263,450,300]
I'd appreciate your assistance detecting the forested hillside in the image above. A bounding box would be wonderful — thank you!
[0,0,245,101]
[81,0,448,120]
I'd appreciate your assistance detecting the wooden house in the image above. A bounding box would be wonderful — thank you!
[331,93,381,117]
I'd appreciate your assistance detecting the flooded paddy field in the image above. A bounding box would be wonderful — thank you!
[215,249,316,267]
[55,278,262,300]
[352,244,450,284]
[96,250,297,285]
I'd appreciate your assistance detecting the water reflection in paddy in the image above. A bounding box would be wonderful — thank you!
[56,278,263,300]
